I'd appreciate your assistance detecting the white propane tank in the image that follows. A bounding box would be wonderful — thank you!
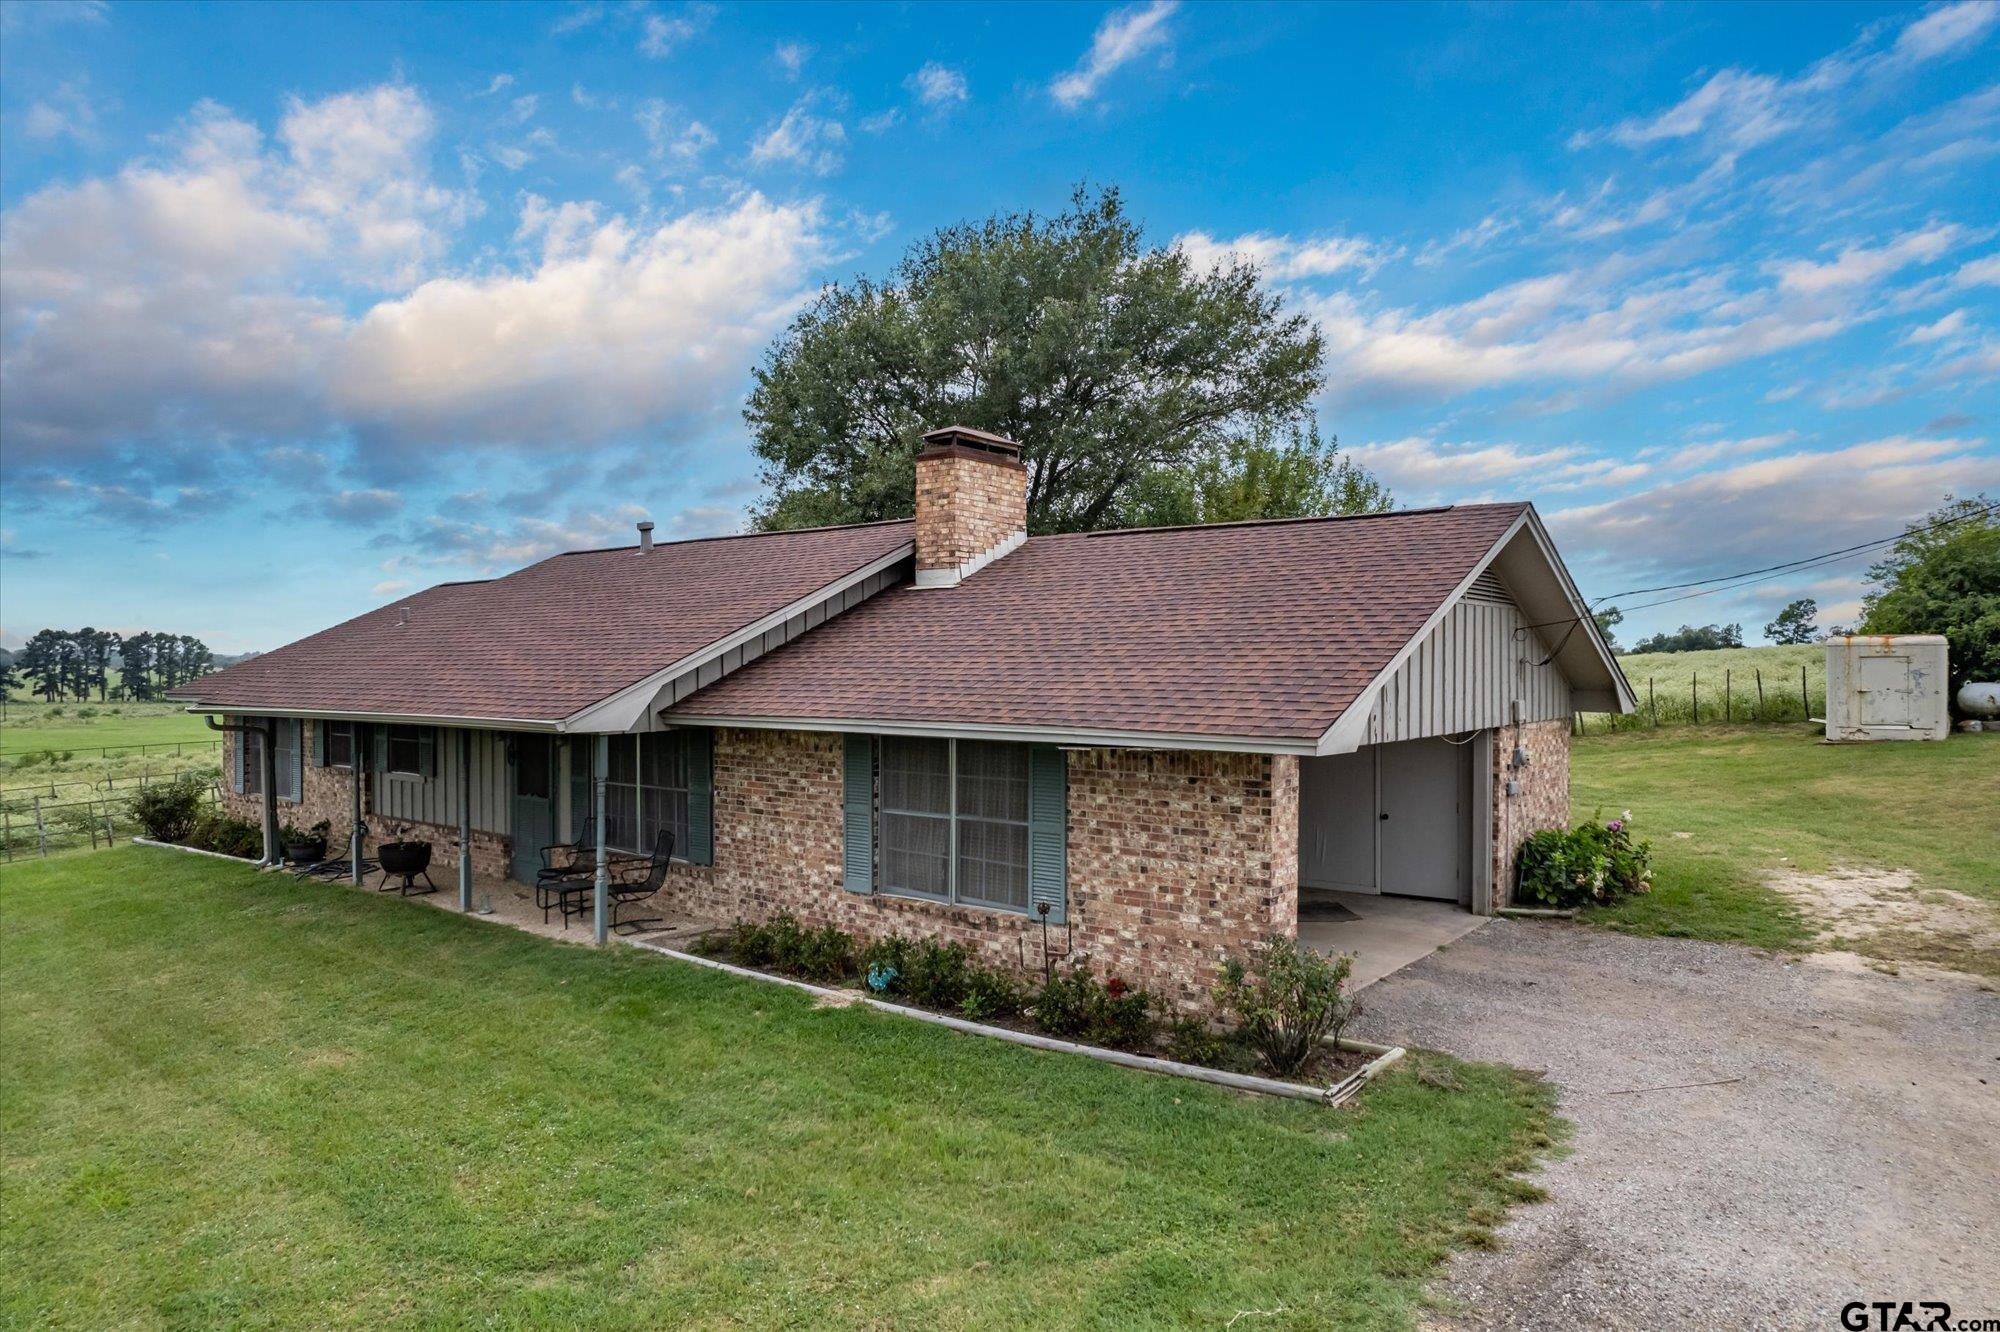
[1959,681,2000,719]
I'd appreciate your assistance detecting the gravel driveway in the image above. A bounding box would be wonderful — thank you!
[1350,919,2000,1331]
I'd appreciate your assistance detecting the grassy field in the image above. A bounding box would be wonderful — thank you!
[1588,644,1824,728]
[0,847,1555,1330]
[1572,726,2000,968]
[0,700,215,755]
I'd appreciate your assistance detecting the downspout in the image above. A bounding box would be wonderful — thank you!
[205,715,280,865]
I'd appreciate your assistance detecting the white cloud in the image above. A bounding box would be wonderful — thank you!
[1770,224,1961,295]
[1548,436,2000,578]
[372,579,412,597]
[1955,252,2000,286]
[1577,1,1999,152]
[906,62,968,107]
[1176,229,1387,280]
[23,81,97,144]
[636,99,715,168]
[477,74,515,97]
[1,87,830,475]
[1050,0,1177,109]
[774,41,811,77]
[1343,436,1651,504]
[859,108,903,135]
[1904,309,1971,344]
[332,193,829,450]
[639,4,713,58]
[750,95,845,175]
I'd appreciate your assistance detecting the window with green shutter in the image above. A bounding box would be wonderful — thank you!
[853,736,1064,918]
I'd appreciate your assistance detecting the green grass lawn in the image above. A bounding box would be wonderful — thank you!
[1,701,215,755]
[1571,725,2000,960]
[1,847,1555,1330]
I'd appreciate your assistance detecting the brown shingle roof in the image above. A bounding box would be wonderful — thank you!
[173,521,914,722]
[666,503,1528,743]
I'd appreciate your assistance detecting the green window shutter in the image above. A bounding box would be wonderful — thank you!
[683,728,714,866]
[232,726,245,795]
[419,727,437,778]
[568,741,590,842]
[1027,745,1068,924]
[841,733,874,894]
[373,725,388,775]
[283,720,303,801]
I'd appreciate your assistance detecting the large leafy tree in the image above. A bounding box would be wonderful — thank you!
[1763,598,1818,645]
[1860,495,1998,699]
[747,186,1350,533]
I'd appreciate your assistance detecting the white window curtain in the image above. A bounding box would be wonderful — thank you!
[877,737,1029,910]
[605,735,690,856]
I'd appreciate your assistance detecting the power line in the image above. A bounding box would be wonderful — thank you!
[1590,500,1998,607]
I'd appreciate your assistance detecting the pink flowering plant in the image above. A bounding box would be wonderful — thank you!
[1516,809,1652,908]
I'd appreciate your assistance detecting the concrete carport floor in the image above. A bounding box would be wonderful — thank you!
[1298,890,1490,989]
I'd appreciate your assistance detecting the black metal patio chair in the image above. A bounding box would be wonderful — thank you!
[534,817,596,923]
[608,830,675,936]
[541,830,674,932]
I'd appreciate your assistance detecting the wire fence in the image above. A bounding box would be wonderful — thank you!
[0,775,223,862]
[1578,664,1823,733]
[1,738,222,766]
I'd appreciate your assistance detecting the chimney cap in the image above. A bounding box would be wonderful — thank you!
[920,424,1022,459]
[636,520,655,551]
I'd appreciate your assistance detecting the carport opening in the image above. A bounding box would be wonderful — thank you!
[1296,734,1488,985]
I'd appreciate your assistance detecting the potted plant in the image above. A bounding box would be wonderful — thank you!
[281,819,331,865]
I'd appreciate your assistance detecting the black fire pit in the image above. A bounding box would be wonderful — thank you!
[375,840,438,896]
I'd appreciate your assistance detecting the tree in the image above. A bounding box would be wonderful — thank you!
[18,629,67,701]
[120,632,156,701]
[747,186,1334,534]
[1764,598,1819,645]
[1592,606,1624,653]
[1860,494,1999,700]
[1631,623,1744,654]
[1119,426,1389,527]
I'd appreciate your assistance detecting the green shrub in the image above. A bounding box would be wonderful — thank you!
[1031,966,1102,1039]
[1166,1015,1225,1067]
[1094,977,1158,1050]
[901,938,975,1010]
[791,924,857,981]
[131,774,206,843]
[189,809,262,859]
[723,917,777,967]
[1516,812,1652,908]
[763,914,808,971]
[75,707,97,719]
[1213,936,1358,1077]
[959,966,1027,1022]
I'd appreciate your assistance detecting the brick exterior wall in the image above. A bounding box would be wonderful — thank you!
[220,719,511,879]
[912,446,1027,574]
[663,728,1296,1013]
[1488,718,1571,908]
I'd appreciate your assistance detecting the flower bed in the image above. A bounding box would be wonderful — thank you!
[692,916,1371,1090]
[1516,809,1653,909]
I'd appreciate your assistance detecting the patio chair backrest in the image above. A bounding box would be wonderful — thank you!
[572,816,594,853]
[640,830,675,893]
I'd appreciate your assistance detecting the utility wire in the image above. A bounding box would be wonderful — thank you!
[1588,500,1997,606]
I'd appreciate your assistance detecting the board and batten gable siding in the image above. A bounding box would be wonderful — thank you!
[1364,570,1572,744]
[373,727,512,835]
[654,564,906,710]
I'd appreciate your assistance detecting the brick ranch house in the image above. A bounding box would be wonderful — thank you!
[173,426,1633,1009]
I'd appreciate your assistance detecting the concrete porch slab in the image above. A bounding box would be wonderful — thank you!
[1299,891,1489,989]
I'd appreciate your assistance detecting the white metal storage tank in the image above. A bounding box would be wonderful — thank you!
[1824,635,1950,742]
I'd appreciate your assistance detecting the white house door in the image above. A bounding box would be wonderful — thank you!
[1378,739,1466,903]
[1299,739,1470,904]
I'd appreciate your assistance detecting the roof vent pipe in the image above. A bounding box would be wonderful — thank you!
[397,605,412,626]
[637,520,655,552]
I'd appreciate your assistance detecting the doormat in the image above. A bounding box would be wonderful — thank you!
[1299,897,1359,923]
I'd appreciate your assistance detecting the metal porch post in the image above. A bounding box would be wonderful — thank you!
[458,729,473,911]
[350,737,363,886]
[593,734,609,945]
[259,721,279,866]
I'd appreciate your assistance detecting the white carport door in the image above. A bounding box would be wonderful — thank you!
[1299,739,1469,903]
[1378,739,1466,902]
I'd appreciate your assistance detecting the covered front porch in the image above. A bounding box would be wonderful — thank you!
[324,858,725,948]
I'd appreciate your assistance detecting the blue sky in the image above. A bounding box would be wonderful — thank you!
[2,0,1995,654]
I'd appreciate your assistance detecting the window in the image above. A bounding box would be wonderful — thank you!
[274,719,301,802]
[603,734,690,857]
[877,737,1030,912]
[324,722,354,769]
[386,725,428,776]
[240,726,265,797]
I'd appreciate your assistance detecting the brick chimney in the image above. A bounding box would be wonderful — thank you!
[912,425,1027,588]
